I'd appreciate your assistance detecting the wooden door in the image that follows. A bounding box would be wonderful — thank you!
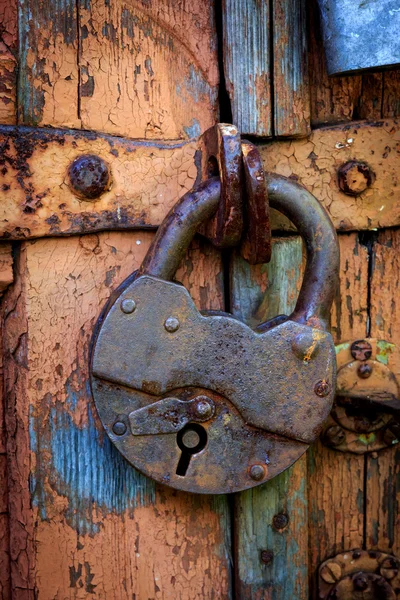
[1,1,400,598]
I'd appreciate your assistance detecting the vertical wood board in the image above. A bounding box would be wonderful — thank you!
[273,0,310,137]
[223,0,272,137]
[231,237,309,599]
[308,233,368,599]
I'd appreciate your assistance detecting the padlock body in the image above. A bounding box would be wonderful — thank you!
[91,275,336,493]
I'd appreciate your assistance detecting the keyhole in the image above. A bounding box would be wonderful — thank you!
[176,424,207,477]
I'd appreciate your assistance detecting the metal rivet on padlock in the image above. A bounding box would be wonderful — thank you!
[90,157,339,494]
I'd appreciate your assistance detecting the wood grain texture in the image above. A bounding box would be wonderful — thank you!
[3,232,231,599]
[262,119,400,231]
[18,0,80,127]
[308,234,368,599]
[383,70,400,118]
[308,0,362,127]
[223,0,272,137]
[273,0,310,138]
[367,229,400,555]
[0,323,10,600]
[357,73,383,121]
[231,237,309,599]
[0,0,17,125]
[78,0,218,139]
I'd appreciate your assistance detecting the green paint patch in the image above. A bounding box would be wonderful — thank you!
[358,432,376,445]
[376,339,395,365]
[335,342,350,355]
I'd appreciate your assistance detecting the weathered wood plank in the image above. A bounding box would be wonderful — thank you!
[262,119,400,232]
[0,0,17,125]
[232,237,309,599]
[308,233,368,599]
[383,70,400,118]
[223,0,272,137]
[0,322,10,600]
[308,0,362,127]
[367,229,400,555]
[357,73,383,121]
[78,0,218,139]
[18,0,80,128]
[273,0,310,138]
[3,232,231,598]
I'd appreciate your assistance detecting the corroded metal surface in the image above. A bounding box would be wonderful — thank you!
[91,175,338,494]
[322,338,400,453]
[198,123,243,248]
[319,550,400,599]
[317,0,400,75]
[240,140,272,265]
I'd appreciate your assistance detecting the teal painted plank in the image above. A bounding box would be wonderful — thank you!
[223,0,272,137]
[231,237,309,599]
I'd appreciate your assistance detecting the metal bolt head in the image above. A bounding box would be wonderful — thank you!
[324,425,346,447]
[352,573,369,591]
[380,557,399,580]
[69,154,111,200]
[181,429,201,449]
[351,339,372,361]
[320,561,342,584]
[194,398,214,420]
[314,380,331,397]
[112,421,127,436]
[260,550,273,565]
[164,317,180,333]
[292,331,320,361]
[272,513,289,530]
[338,161,374,196]
[249,464,265,481]
[357,362,373,379]
[121,298,136,314]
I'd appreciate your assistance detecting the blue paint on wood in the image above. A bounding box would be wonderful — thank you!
[30,392,155,535]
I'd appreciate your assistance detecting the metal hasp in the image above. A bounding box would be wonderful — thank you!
[321,338,400,454]
[317,0,400,76]
[319,550,400,599]
[90,175,339,494]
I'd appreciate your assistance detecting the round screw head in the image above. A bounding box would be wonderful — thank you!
[292,331,320,361]
[181,429,201,449]
[112,421,127,436]
[380,557,399,580]
[260,550,273,565]
[314,380,331,397]
[164,317,180,333]
[324,425,346,447]
[194,398,213,420]
[320,561,342,584]
[272,513,289,530]
[351,339,372,361]
[69,154,111,200]
[357,362,373,379]
[121,298,136,314]
[338,161,374,196]
[353,573,369,591]
[249,464,265,481]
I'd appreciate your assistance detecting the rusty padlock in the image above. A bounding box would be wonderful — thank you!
[90,174,339,494]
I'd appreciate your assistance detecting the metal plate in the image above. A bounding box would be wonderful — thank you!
[90,275,336,494]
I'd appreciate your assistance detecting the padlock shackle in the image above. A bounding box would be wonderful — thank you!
[266,174,339,330]
[139,174,339,331]
[138,177,221,280]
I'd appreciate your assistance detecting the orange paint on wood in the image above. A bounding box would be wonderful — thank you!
[79,0,218,139]
[308,234,368,599]
[0,0,17,125]
[366,229,400,554]
[3,231,230,598]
